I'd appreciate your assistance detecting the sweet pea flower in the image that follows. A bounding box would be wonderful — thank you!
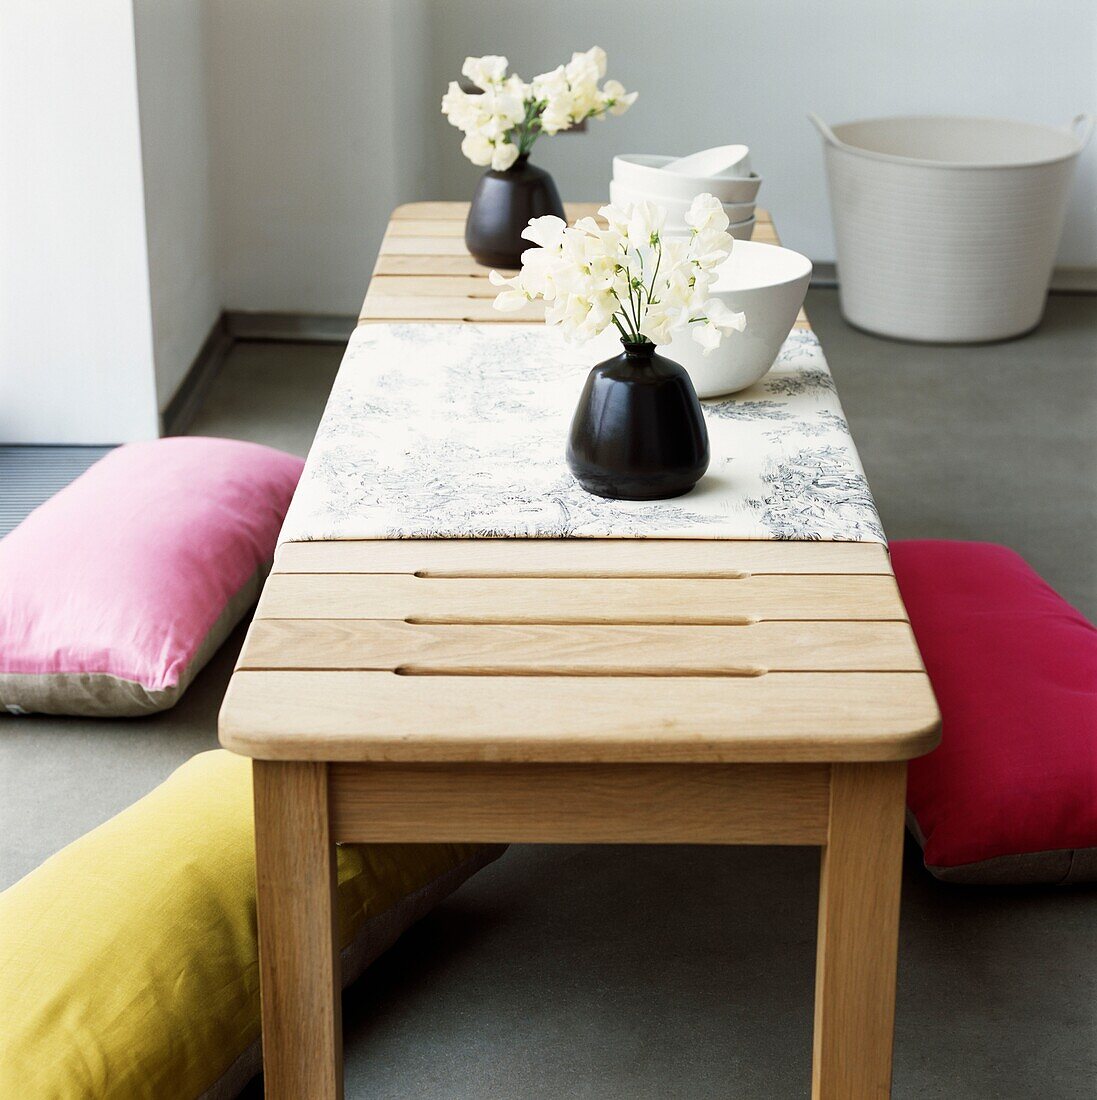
[460,132,494,167]
[625,200,666,246]
[490,141,520,171]
[493,194,746,352]
[685,193,731,234]
[600,79,638,117]
[522,215,568,250]
[462,54,509,89]
[444,49,635,166]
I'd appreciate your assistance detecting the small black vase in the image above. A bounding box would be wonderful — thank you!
[567,341,710,501]
[465,155,565,268]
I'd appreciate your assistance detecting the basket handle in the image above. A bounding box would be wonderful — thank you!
[1069,113,1095,149]
[808,112,846,150]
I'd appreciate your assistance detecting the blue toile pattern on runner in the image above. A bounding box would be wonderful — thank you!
[279,324,885,545]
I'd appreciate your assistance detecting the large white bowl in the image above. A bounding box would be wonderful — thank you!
[665,240,812,398]
[613,154,763,203]
[608,179,755,225]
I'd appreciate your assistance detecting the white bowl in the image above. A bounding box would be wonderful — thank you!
[608,179,756,225]
[663,145,752,179]
[613,154,763,203]
[665,240,812,398]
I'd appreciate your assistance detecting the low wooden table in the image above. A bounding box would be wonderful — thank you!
[219,203,940,1100]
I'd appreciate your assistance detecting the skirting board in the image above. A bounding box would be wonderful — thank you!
[161,313,356,436]
[224,311,356,344]
[811,262,1097,294]
[160,317,234,437]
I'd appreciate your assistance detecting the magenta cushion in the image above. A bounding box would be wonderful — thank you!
[0,438,303,716]
[892,540,1097,884]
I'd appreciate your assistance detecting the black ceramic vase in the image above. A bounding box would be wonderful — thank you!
[566,341,710,501]
[465,156,565,268]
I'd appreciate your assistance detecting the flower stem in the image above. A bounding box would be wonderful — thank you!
[611,315,633,342]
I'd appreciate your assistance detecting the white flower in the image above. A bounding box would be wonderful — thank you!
[491,141,520,171]
[460,132,494,166]
[685,193,731,234]
[461,54,509,90]
[493,197,743,349]
[488,270,531,312]
[691,298,747,355]
[639,302,677,346]
[599,79,638,117]
[540,97,575,136]
[449,47,634,164]
[596,202,630,236]
[441,82,481,132]
[703,298,747,335]
[625,200,665,246]
[522,215,568,249]
[565,46,606,85]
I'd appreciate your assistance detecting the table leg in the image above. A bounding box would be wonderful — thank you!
[253,760,343,1100]
[812,762,907,1100]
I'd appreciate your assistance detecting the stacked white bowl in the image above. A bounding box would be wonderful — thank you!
[611,146,762,240]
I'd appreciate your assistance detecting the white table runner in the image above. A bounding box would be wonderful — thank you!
[279,323,884,544]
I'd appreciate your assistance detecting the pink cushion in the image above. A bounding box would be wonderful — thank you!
[0,438,303,716]
[892,540,1097,884]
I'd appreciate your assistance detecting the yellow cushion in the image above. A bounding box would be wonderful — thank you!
[0,750,489,1098]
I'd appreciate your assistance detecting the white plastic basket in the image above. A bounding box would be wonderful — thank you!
[810,113,1093,342]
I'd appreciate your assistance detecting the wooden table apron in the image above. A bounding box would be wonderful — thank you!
[218,203,941,1100]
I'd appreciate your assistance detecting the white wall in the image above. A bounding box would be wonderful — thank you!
[427,0,1097,266]
[204,0,433,315]
[133,0,221,410]
[4,0,1091,440]
[0,0,160,443]
[203,0,1097,312]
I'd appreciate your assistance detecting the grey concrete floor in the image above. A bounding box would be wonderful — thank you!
[3,293,1096,1098]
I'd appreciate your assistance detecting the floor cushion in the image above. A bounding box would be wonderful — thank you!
[0,749,502,1099]
[892,540,1097,885]
[0,437,303,717]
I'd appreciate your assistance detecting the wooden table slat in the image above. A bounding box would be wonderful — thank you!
[255,572,906,624]
[274,538,891,576]
[361,294,547,322]
[220,670,939,763]
[240,619,923,674]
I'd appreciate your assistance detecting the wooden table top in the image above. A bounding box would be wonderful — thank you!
[218,203,939,767]
[359,202,809,329]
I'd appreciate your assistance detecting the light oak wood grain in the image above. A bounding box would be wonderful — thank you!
[367,274,501,297]
[389,201,775,226]
[390,201,610,222]
[272,538,891,577]
[385,219,468,237]
[253,761,342,1100]
[813,762,907,1099]
[240,619,923,675]
[220,670,940,763]
[372,253,522,277]
[379,234,486,256]
[360,293,547,322]
[363,202,787,326]
[328,762,830,844]
[254,571,906,624]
